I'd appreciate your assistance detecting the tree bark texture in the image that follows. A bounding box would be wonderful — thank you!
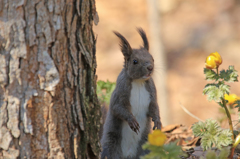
[0,0,100,158]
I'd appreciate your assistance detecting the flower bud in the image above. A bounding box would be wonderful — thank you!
[148,129,167,146]
[224,94,240,105]
[205,52,222,69]
[233,133,240,148]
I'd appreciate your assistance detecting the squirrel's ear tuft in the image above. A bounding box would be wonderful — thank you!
[137,28,149,51]
[113,31,132,57]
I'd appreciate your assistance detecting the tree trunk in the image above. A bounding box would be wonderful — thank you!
[0,0,100,158]
[147,0,170,126]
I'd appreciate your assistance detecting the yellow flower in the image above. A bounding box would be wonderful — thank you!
[205,52,222,69]
[224,94,240,105]
[148,130,167,146]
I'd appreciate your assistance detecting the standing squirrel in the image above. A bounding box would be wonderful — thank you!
[101,28,162,159]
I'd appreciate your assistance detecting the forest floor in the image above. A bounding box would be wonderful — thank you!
[163,124,240,158]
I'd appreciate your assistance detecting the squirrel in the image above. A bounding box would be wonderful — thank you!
[101,28,162,159]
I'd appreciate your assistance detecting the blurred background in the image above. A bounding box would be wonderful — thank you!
[94,0,240,127]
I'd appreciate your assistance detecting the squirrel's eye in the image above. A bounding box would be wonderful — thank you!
[133,60,138,65]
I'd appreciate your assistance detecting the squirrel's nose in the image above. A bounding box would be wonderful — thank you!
[147,66,153,71]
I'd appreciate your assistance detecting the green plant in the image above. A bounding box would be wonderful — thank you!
[192,119,232,150]
[141,130,186,159]
[141,142,185,159]
[200,147,230,159]
[192,52,240,158]
[97,80,116,106]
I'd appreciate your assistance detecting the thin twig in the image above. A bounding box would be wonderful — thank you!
[179,102,204,122]
[233,120,240,129]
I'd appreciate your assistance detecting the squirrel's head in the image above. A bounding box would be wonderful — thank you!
[114,28,154,80]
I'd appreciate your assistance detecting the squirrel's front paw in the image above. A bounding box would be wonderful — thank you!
[153,120,162,130]
[127,117,140,134]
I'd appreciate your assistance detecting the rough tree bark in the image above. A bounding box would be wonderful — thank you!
[0,0,100,158]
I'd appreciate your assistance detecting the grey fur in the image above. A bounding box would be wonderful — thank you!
[101,29,161,159]
[137,28,149,51]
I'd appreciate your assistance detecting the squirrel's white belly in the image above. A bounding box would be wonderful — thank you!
[121,80,150,158]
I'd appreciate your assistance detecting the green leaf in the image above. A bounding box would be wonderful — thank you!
[192,119,232,150]
[204,68,218,81]
[192,121,208,137]
[219,84,230,95]
[163,142,184,157]
[97,80,116,105]
[200,147,230,159]
[217,129,233,148]
[203,84,221,102]
[234,100,240,111]
[207,120,220,136]
[219,66,238,83]
[203,84,217,96]
[217,102,224,107]
[141,143,165,159]
[142,143,164,153]
[205,150,217,159]
[201,134,215,151]
[218,147,230,159]
[141,141,185,159]
[203,83,230,102]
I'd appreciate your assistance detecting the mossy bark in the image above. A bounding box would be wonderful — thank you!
[0,0,100,158]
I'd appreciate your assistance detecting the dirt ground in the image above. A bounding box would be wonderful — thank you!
[94,0,240,127]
